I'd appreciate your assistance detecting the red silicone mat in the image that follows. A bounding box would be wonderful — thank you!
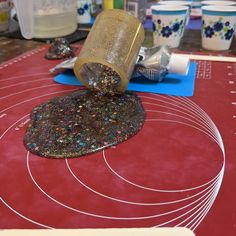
[0,45,235,236]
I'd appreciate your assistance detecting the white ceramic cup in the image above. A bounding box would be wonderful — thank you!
[201,5,236,50]
[158,1,192,25]
[192,0,236,17]
[191,0,202,17]
[77,0,92,24]
[201,1,236,6]
[151,5,188,48]
[201,0,236,39]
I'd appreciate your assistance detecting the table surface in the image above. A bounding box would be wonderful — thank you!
[1,20,236,236]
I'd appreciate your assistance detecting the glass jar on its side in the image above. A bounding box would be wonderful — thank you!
[74,9,145,94]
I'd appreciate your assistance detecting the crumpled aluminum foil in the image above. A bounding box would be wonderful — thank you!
[50,45,171,82]
[45,38,75,60]
[132,45,171,82]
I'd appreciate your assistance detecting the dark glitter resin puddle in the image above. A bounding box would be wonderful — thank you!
[24,89,145,158]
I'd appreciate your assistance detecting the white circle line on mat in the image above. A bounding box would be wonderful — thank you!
[66,156,221,206]
[0,72,51,83]
[0,197,54,229]
[0,88,78,114]
[0,84,62,101]
[28,150,221,221]
[0,77,53,90]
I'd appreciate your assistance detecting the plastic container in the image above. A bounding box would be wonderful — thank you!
[0,0,11,32]
[125,0,147,23]
[114,0,124,9]
[103,0,114,10]
[13,0,77,39]
[74,9,145,94]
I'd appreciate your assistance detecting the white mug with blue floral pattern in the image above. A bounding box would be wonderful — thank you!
[77,0,91,24]
[201,1,236,7]
[158,1,192,25]
[151,5,188,48]
[201,6,236,51]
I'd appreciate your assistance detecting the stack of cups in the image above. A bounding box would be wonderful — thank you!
[201,1,236,51]
[151,3,189,48]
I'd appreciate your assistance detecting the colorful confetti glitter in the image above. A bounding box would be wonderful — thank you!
[45,38,75,60]
[80,63,122,95]
[24,90,145,158]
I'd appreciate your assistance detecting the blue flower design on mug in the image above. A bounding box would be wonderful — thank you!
[225,28,234,40]
[204,26,214,38]
[202,17,236,41]
[84,4,89,10]
[78,1,90,16]
[225,21,230,26]
[172,22,180,32]
[213,22,223,32]
[161,26,172,37]
[152,22,156,32]
[78,8,85,15]
[153,18,184,38]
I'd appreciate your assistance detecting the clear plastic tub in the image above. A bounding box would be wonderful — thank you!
[13,0,77,39]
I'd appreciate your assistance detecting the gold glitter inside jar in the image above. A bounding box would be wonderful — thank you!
[74,9,145,94]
